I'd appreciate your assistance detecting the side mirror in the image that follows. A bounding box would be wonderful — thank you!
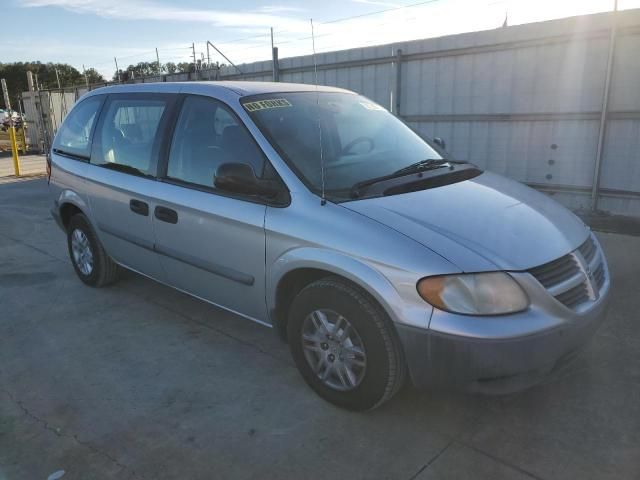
[433,137,446,150]
[214,162,281,197]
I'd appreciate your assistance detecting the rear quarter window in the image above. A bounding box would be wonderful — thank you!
[53,96,104,159]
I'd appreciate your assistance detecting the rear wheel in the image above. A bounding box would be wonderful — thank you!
[287,276,406,411]
[67,214,118,287]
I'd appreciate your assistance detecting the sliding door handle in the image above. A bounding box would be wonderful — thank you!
[154,206,178,224]
[129,199,149,216]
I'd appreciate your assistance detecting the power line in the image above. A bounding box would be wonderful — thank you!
[270,0,441,48]
[322,0,440,25]
[213,32,273,46]
[211,0,442,52]
[88,0,444,72]
[115,49,156,61]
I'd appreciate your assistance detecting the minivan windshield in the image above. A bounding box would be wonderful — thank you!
[243,92,454,200]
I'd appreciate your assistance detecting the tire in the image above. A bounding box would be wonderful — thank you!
[67,213,119,287]
[287,276,406,411]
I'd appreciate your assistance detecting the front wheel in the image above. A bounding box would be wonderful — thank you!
[287,276,406,411]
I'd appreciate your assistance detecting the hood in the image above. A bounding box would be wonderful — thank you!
[342,171,589,271]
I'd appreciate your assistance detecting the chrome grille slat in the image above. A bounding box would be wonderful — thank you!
[578,236,597,264]
[593,262,606,289]
[528,234,607,311]
[555,283,589,309]
[528,256,579,288]
[547,270,585,297]
[587,248,601,271]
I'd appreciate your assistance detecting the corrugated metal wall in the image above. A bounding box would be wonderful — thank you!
[24,9,640,217]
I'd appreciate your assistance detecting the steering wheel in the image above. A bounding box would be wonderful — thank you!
[342,136,375,155]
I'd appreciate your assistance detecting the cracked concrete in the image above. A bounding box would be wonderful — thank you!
[3,389,143,479]
[1,178,640,480]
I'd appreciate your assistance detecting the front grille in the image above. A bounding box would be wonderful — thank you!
[555,283,590,310]
[528,255,580,289]
[578,235,597,264]
[593,262,605,289]
[528,234,608,311]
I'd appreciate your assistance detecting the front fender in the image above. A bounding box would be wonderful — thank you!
[267,246,433,330]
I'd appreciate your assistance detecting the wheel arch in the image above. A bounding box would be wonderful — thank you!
[268,248,407,341]
[56,189,91,230]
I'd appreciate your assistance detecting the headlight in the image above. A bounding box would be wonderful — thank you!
[417,272,528,315]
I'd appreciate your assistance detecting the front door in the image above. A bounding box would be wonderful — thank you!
[153,95,269,322]
[86,93,175,279]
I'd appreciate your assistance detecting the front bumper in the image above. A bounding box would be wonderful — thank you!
[396,274,611,394]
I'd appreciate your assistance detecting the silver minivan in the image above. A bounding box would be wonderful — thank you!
[49,81,610,410]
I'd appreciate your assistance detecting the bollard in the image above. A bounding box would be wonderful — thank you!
[1,77,21,175]
[17,126,27,154]
[8,126,21,176]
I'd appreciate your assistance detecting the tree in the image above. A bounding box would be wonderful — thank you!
[111,61,166,82]
[0,61,89,107]
[129,61,162,77]
[177,62,195,73]
[111,60,196,82]
[84,68,106,84]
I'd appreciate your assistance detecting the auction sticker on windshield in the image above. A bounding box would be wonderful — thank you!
[243,98,292,112]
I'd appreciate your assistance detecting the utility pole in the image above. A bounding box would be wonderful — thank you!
[82,64,89,88]
[114,57,121,83]
[206,42,211,67]
[192,43,197,69]
[156,48,161,73]
[55,68,61,89]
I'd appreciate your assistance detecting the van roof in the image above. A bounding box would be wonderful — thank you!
[86,81,353,97]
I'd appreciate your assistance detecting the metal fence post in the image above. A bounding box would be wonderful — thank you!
[591,3,618,211]
[394,48,403,116]
[271,27,280,82]
[272,47,280,82]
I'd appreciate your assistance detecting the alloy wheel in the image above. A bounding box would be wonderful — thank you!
[71,228,94,276]
[301,309,367,391]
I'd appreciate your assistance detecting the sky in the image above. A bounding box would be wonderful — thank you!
[3,0,640,79]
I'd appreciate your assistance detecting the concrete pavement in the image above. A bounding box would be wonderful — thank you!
[1,178,639,480]
[0,153,46,180]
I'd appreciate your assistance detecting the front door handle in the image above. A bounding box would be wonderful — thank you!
[154,206,178,224]
[129,199,149,216]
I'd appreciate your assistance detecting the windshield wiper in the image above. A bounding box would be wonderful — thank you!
[349,159,458,198]
[392,158,468,176]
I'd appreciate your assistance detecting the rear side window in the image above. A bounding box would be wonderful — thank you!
[93,97,167,176]
[53,96,103,159]
[166,95,266,189]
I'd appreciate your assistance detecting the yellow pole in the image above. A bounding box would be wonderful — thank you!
[9,126,21,176]
[1,78,21,175]
[18,127,27,153]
